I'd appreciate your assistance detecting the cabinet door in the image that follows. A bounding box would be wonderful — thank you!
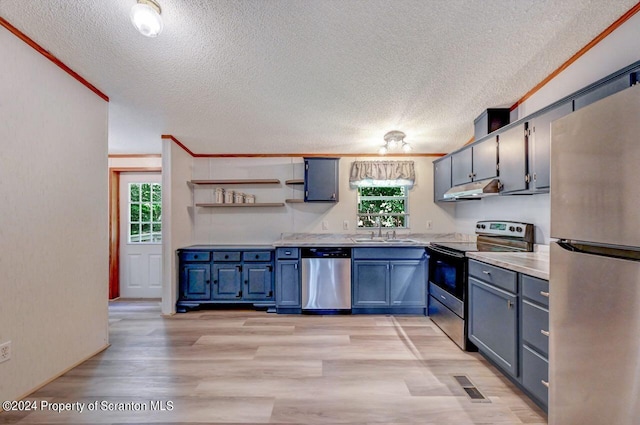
[352,261,389,307]
[497,123,528,193]
[304,158,339,202]
[468,277,518,377]
[472,137,498,181]
[181,264,211,300]
[243,263,274,300]
[451,147,473,186]
[276,260,301,308]
[390,260,426,306]
[433,157,452,202]
[212,263,242,300]
[529,101,573,190]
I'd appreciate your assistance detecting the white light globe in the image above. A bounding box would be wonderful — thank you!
[131,3,163,37]
[402,142,412,153]
[378,145,388,155]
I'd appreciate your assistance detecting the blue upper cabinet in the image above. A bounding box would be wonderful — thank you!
[433,156,452,202]
[451,137,497,186]
[304,157,339,202]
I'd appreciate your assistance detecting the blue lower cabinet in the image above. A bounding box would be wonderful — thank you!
[352,249,427,314]
[181,264,211,300]
[212,263,242,300]
[468,277,519,377]
[177,247,275,311]
[468,260,549,412]
[390,260,426,306]
[353,261,390,307]
[243,263,274,300]
[276,260,301,310]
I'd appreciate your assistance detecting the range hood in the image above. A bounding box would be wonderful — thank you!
[443,178,501,200]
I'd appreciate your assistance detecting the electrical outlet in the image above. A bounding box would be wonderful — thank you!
[322,221,329,230]
[0,341,11,363]
[343,220,349,230]
[426,220,433,230]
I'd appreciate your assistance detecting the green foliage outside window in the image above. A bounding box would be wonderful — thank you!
[129,183,162,243]
[357,186,408,228]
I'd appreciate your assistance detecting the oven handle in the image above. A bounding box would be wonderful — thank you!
[427,245,466,259]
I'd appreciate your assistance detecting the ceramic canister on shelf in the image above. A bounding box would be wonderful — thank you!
[245,194,255,203]
[234,192,245,203]
[224,189,235,204]
[215,188,224,203]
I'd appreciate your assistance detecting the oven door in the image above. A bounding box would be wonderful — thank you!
[426,245,466,301]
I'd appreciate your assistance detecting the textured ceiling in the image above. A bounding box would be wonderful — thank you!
[0,0,637,154]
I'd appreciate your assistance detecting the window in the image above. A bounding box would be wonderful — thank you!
[129,183,162,243]
[357,186,408,228]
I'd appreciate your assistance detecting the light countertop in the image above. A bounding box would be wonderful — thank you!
[273,232,471,247]
[466,247,549,280]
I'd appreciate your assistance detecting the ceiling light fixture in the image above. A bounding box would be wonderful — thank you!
[380,130,411,155]
[130,0,164,38]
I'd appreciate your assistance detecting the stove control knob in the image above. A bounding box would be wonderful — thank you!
[509,226,515,232]
[481,224,486,229]
[516,226,523,232]
[476,224,481,229]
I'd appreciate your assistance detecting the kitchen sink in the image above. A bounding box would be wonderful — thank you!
[352,238,388,243]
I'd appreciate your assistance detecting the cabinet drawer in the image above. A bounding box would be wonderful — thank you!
[180,251,211,262]
[276,248,299,259]
[243,251,272,262]
[212,252,241,262]
[522,300,549,357]
[353,247,425,260]
[522,345,549,406]
[521,274,549,307]
[468,260,517,293]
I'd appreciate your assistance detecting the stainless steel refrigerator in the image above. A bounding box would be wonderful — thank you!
[550,84,640,424]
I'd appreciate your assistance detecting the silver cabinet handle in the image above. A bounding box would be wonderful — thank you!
[507,300,514,309]
[541,329,550,337]
[440,295,446,300]
[482,270,491,275]
[541,380,549,388]
[294,263,298,270]
[540,291,550,298]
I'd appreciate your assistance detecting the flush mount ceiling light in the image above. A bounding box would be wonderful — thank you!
[379,130,411,155]
[130,0,164,37]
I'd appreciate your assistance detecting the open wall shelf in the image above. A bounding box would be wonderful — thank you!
[285,179,304,185]
[196,203,285,208]
[191,179,280,185]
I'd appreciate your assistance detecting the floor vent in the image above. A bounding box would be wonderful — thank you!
[453,375,490,403]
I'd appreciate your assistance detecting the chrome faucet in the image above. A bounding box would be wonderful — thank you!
[375,217,383,238]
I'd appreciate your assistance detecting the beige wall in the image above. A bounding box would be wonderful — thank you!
[108,156,162,169]
[162,141,195,315]
[187,156,457,244]
[0,27,109,401]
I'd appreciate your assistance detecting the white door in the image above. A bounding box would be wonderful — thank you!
[119,173,162,298]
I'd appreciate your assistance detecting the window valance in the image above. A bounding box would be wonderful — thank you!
[349,161,415,188]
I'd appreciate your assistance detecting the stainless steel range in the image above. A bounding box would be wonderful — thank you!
[426,221,534,350]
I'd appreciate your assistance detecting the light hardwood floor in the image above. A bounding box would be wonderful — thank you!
[1,301,547,424]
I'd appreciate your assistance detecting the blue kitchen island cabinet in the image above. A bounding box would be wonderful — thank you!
[177,246,275,312]
[352,248,426,314]
[275,248,301,313]
[304,157,339,202]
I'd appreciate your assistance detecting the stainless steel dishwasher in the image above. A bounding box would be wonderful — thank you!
[301,247,351,313]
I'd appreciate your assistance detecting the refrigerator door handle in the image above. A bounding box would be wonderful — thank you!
[557,240,640,262]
